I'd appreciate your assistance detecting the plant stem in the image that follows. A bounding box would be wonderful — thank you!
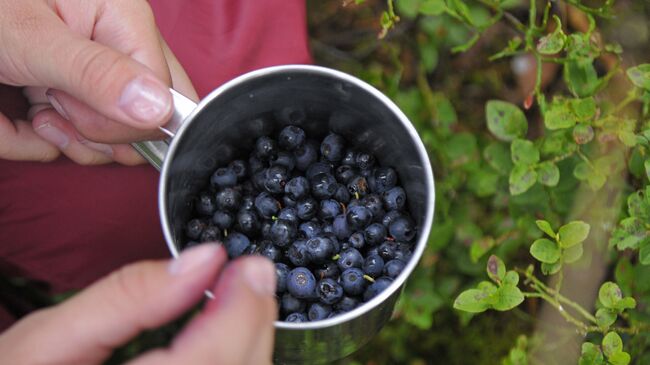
[611,89,639,115]
[576,148,595,170]
[477,0,526,33]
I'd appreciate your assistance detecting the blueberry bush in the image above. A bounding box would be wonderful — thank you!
[307,0,650,364]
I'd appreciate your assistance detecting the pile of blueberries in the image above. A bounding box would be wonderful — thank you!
[184,125,417,322]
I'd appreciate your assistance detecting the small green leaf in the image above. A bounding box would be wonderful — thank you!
[570,98,597,121]
[595,308,617,328]
[644,159,650,181]
[484,142,513,175]
[579,342,605,365]
[544,100,576,130]
[640,242,650,265]
[599,282,623,309]
[558,221,590,248]
[419,0,446,15]
[563,243,584,264]
[618,130,637,147]
[486,100,528,142]
[602,332,623,358]
[537,16,566,55]
[564,60,600,98]
[453,289,490,313]
[509,165,538,195]
[627,64,650,90]
[537,161,560,186]
[487,254,506,283]
[503,271,519,286]
[573,124,595,145]
[492,285,524,311]
[608,351,631,365]
[614,297,636,311]
[535,220,556,238]
[511,139,540,165]
[541,261,562,275]
[530,238,561,263]
[470,237,495,263]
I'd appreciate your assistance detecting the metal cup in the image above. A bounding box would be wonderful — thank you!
[133,65,435,364]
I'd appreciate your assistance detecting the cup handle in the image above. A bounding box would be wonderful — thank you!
[131,89,198,170]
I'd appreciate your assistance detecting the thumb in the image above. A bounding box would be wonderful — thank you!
[0,244,227,365]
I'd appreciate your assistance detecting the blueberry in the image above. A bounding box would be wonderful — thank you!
[259,241,282,261]
[372,167,397,193]
[210,167,237,189]
[199,225,222,242]
[216,188,241,212]
[323,232,341,253]
[212,210,233,230]
[348,231,365,250]
[308,302,332,321]
[306,236,335,264]
[310,173,337,199]
[335,165,357,184]
[270,219,297,247]
[335,296,359,312]
[255,192,280,219]
[186,218,206,240]
[321,133,346,162]
[283,195,297,207]
[321,224,334,234]
[248,155,264,173]
[363,254,385,278]
[261,221,273,241]
[363,277,393,301]
[255,136,277,160]
[294,140,318,171]
[377,241,397,261]
[285,176,310,201]
[270,151,296,171]
[299,221,321,239]
[279,125,306,150]
[236,210,260,236]
[240,196,255,211]
[362,194,385,220]
[228,160,248,181]
[382,210,403,228]
[317,278,344,304]
[346,205,373,230]
[340,268,366,296]
[348,176,369,198]
[383,186,407,211]
[306,162,333,181]
[337,248,364,271]
[384,259,406,278]
[332,214,352,240]
[224,232,250,258]
[355,151,375,170]
[285,312,308,323]
[278,207,299,225]
[287,240,311,267]
[314,262,340,280]
[394,243,413,261]
[243,242,260,255]
[364,223,387,246]
[281,293,306,315]
[287,267,317,299]
[319,199,341,221]
[196,192,216,216]
[296,197,317,220]
[333,184,351,204]
[341,149,357,166]
[389,216,416,241]
[264,165,289,194]
[276,263,291,293]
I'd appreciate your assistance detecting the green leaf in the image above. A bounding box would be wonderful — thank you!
[467,168,499,197]
[487,254,506,283]
[419,0,446,15]
[618,130,637,147]
[470,237,495,263]
[511,139,539,165]
[537,161,560,187]
[537,16,566,55]
[645,159,650,181]
[573,124,595,144]
[503,271,519,286]
[640,242,650,265]
[563,243,584,263]
[544,100,576,130]
[558,221,590,248]
[535,220,556,238]
[509,165,538,195]
[570,98,597,121]
[492,285,524,311]
[599,282,623,309]
[486,100,528,142]
[595,308,617,328]
[484,142,513,175]
[530,238,561,264]
[453,289,490,313]
[541,261,562,275]
[608,351,631,365]
[579,342,605,365]
[614,297,636,311]
[564,60,600,98]
[602,332,623,358]
[627,64,650,90]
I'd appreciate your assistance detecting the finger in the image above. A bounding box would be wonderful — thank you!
[129,257,277,365]
[158,34,199,102]
[0,244,227,365]
[0,112,60,162]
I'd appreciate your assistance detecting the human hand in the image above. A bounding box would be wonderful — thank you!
[0,244,277,365]
[0,0,198,165]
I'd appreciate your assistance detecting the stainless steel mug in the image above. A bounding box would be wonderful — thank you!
[133,65,435,364]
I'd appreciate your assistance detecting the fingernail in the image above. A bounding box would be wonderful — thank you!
[168,244,220,276]
[35,122,69,148]
[241,257,276,296]
[119,76,171,125]
[79,139,114,158]
[46,91,70,120]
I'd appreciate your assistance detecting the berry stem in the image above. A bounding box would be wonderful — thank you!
[363,275,376,283]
